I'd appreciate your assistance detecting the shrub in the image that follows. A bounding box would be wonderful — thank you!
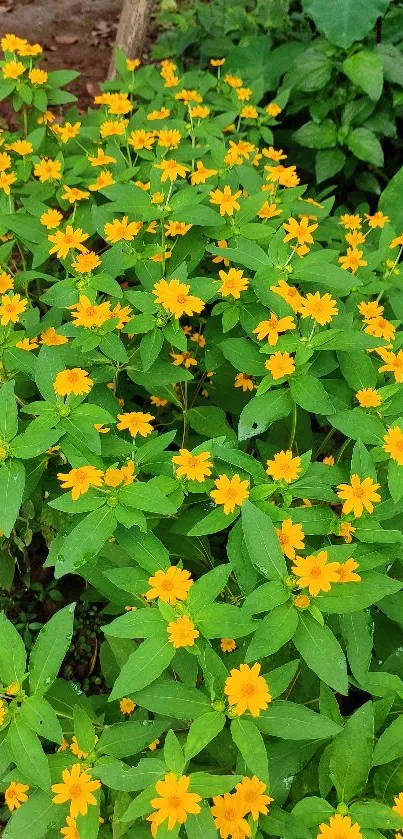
[154,0,403,199]
[0,30,403,839]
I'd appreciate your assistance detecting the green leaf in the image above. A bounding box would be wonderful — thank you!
[55,507,117,577]
[343,51,384,101]
[185,712,226,761]
[0,611,26,685]
[116,528,170,573]
[2,791,55,839]
[238,388,292,440]
[74,705,96,754]
[349,800,403,830]
[242,501,287,579]
[187,565,233,617]
[245,602,299,661]
[29,603,75,694]
[293,613,348,694]
[103,609,165,639]
[0,459,25,536]
[7,720,51,789]
[379,165,403,232]
[346,128,384,167]
[314,572,402,613]
[197,604,255,639]
[188,507,238,536]
[97,719,169,758]
[189,773,242,797]
[373,715,403,765]
[351,440,378,482]
[231,717,269,783]
[301,0,392,49]
[109,635,175,700]
[140,329,164,372]
[330,408,385,445]
[329,702,374,803]
[164,729,185,773]
[291,375,337,415]
[220,337,266,375]
[119,481,177,514]
[0,381,18,441]
[208,239,270,271]
[188,406,236,442]
[185,805,218,839]
[256,700,342,740]
[340,612,373,682]
[388,459,403,503]
[293,119,337,149]
[315,149,346,184]
[19,695,62,744]
[131,679,211,719]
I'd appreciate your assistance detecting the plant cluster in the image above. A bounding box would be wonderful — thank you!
[0,27,403,839]
[154,0,403,199]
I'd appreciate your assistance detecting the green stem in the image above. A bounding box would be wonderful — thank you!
[289,401,297,450]
[336,437,352,465]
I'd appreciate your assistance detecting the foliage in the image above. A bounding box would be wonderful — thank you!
[0,27,403,839]
[153,0,403,199]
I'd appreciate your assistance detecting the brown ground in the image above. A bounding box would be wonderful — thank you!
[0,0,125,104]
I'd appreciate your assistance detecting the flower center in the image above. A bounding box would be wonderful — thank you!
[67,372,79,383]
[224,808,236,821]
[241,682,255,697]
[177,294,188,304]
[310,567,322,578]
[70,783,83,799]
[169,796,181,808]
[162,579,175,592]
[353,487,364,498]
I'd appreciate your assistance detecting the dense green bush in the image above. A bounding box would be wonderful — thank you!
[154,0,403,199]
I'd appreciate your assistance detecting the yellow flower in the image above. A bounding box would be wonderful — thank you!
[16,337,38,352]
[150,395,168,407]
[117,411,154,437]
[211,793,251,839]
[0,292,27,325]
[190,105,210,118]
[210,474,249,514]
[70,295,111,328]
[157,129,182,149]
[323,455,335,466]
[28,68,47,85]
[5,781,29,811]
[365,211,389,228]
[55,122,81,143]
[224,662,271,717]
[34,157,62,182]
[88,169,115,191]
[276,518,305,560]
[175,88,202,103]
[18,41,42,57]
[128,129,155,150]
[393,793,403,818]
[71,251,101,274]
[40,208,63,229]
[171,351,197,368]
[240,105,258,118]
[48,226,89,259]
[167,615,199,648]
[165,221,192,237]
[340,214,362,230]
[263,146,287,160]
[106,93,132,115]
[291,551,340,596]
[210,185,241,216]
[190,160,218,184]
[57,465,103,500]
[53,368,93,397]
[356,388,381,408]
[119,697,136,715]
[37,110,55,125]
[218,267,249,298]
[210,58,225,67]
[346,230,366,247]
[337,475,381,518]
[258,201,281,220]
[266,102,281,117]
[335,559,361,583]
[390,234,403,249]
[270,279,303,313]
[52,763,101,818]
[283,216,317,245]
[234,373,254,392]
[1,34,25,52]
[339,521,356,543]
[224,74,243,88]
[61,185,89,203]
[153,278,204,319]
[126,58,141,70]
[2,60,25,80]
[253,313,295,345]
[358,300,383,319]
[379,350,403,383]
[221,638,236,652]
[265,351,295,380]
[148,738,160,751]
[0,272,13,293]
[104,216,142,243]
[41,327,68,346]
[149,773,201,834]
[70,736,88,759]
[338,248,367,273]
[147,107,171,120]
[88,148,117,167]
[155,159,189,182]
[317,813,362,839]
[172,449,213,482]
[100,119,128,138]
[294,594,311,609]
[61,815,80,839]
[8,139,33,156]
[0,171,16,194]
[146,566,193,604]
[235,776,273,821]
[365,315,395,343]
[299,291,338,325]
[383,425,403,465]
[0,152,11,172]
[266,450,301,483]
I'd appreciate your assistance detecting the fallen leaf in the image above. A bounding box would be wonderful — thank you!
[55,35,78,45]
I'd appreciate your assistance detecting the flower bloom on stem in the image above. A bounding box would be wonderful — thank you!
[379,350,403,383]
[291,551,341,596]
[5,781,29,811]
[218,267,249,298]
[120,698,136,715]
[145,566,193,604]
[266,450,301,483]
[51,763,101,818]
[210,474,249,514]
[211,792,251,839]
[383,425,403,465]
[153,278,204,319]
[283,216,317,245]
[48,225,89,258]
[210,185,242,216]
[253,313,295,346]
[224,662,271,717]
[148,773,201,835]
[265,351,295,380]
[235,373,254,392]
[356,388,381,408]
[235,776,273,821]
[167,615,199,648]
[0,292,27,325]
[270,279,303,312]
[117,411,154,437]
[337,474,381,518]
[172,448,213,482]
[317,813,362,839]
[338,248,367,273]
[53,368,93,397]
[335,559,361,583]
[57,465,104,500]
[339,521,356,543]
[276,518,305,560]
[221,638,236,652]
[60,815,80,839]
[299,291,338,325]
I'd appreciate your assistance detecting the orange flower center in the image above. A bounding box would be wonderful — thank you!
[278,533,288,546]
[67,372,79,382]
[352,486,364,498]
[75,469,87,482]
[70,783,83,799]
[169,796,181,808]
[241,681,255,697]
[64,234,74,244]
[224,807,237,820]
[85,306,96,316]
[161,579,175,592]
[176,294,188,304]
[310,566,322,578]
[5,304,16,313]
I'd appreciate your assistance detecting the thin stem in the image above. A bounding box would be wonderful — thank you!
[289,401,297,450]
